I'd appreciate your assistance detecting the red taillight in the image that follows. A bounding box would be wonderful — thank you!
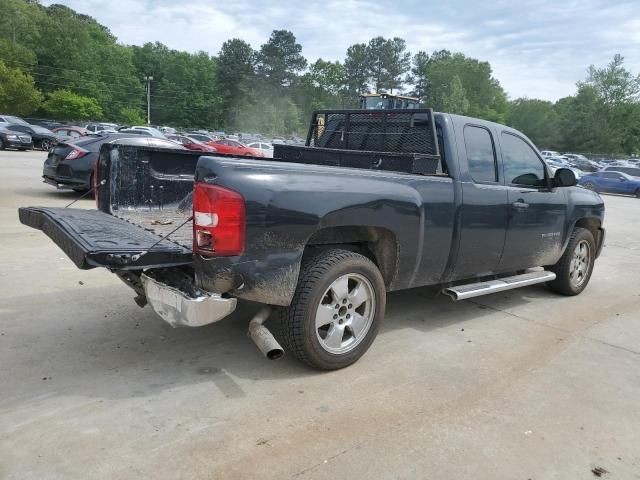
[193,182,245,256]
[65,147,88,160]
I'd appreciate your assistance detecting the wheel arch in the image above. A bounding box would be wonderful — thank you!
[304,226,399,288]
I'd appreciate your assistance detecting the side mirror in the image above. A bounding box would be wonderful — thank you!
[554,168,577,187]
[620,178,626,182]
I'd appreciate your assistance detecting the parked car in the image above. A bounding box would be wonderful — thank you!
[21,109,604,370]
[85,123,119,134]
[2,123,56,150]
[247,142,274,158]
[601,166,640,177]
[51,127,90,142]
[185,133,219,147]
[42,133,185,191]
[579,171,640,197]
[212,139,264,157]
[25,118,66,129]
[0,127,32,150]
[125,126,166,138]
[159,126,176,134]
[117,129,152,136]
[0,114,31,126]
[540,150,561,158]
[569,158,601,172]
[167,134,217,152]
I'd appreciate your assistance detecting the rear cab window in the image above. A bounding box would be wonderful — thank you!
[463,125,498,183]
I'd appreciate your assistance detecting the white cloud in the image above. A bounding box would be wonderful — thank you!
[41,0,640,101]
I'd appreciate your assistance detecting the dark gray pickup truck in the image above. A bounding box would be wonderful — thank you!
[20,109,605,370]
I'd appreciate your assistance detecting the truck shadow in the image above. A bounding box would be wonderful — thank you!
[0,283,555,405]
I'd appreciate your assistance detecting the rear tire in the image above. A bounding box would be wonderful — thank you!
[0,138,4,150]
[547,227,596,296]
[582,182,595,191]
[278,249,386,370]
[40,139,52,151]
[635,189,640,199]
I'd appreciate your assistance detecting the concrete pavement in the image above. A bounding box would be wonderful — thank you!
[1,149,639,479]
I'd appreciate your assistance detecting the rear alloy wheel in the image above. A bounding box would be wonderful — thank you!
[582,182,595,191]
[547,227,596,295]
[40,139,52,151]
[278,249,386,370]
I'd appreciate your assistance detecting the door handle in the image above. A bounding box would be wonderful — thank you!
[512,200,530,209]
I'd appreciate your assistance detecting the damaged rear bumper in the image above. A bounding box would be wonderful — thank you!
[141,273,237,327]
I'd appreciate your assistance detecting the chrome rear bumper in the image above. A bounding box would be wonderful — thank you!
[141,273,237,327]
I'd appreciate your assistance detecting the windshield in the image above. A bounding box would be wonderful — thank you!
[6,116,30,126]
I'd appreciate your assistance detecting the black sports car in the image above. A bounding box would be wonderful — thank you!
[0,127,33,150]
[43,134,185,191]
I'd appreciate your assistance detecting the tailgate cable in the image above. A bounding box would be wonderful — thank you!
[64,179,107,208]
[130,215,194,262]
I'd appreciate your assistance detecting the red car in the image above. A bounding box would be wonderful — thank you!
[167,134,217,152]
[212,139,264,157]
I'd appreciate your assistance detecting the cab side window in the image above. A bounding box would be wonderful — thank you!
[501,132,546,187]
[463,125,497,183]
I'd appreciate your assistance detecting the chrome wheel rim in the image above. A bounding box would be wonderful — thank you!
[569,240,591,288]
[315,273,376,354]
[583,183,594,190]
[41,140,51,151]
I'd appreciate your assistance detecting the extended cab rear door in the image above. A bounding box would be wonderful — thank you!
[497,131,567,271]
[452,119,509,278]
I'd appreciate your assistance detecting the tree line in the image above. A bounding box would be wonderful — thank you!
[1,0,639,155]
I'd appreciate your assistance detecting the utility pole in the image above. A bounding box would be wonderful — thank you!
[144,75,153,125]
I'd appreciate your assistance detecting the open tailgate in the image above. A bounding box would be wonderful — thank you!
[19,207,192,270]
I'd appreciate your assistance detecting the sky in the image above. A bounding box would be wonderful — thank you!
[42,0,640,101]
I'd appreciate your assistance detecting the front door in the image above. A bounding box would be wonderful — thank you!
[498,132,567,271]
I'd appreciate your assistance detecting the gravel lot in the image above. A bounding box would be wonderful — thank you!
[1,149,639,479]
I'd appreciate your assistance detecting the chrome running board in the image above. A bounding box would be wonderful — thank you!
[443,271,556,301]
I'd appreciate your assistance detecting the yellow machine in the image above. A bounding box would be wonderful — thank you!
[359,93,420,110]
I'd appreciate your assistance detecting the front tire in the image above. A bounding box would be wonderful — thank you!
[547,227,596,295]
[582,182,595,191]
[278,249,386,370]
[39,139,52,151]
[635,189,640,199]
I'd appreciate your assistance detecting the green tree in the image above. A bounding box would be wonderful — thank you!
[217,38,255,125]
[366,37,390,92]
[0,60,42,114]
[423,52,507,121]
[384,37,411,93]
[441,75,469,114]
[42,89,102,119]
[583,54,640,106]
[408,50,429,102]
[344,43,368,104]
[256,30,306,88]
[507,98,561,149]
[117,106,145,125]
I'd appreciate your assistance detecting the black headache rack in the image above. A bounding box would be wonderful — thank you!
[273,109,441,175]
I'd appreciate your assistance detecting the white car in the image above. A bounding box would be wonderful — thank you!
[247,142,274,158]
[540,150,560,158]
[129,126,166,138]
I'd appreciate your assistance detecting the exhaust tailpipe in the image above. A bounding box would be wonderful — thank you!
[248,307,284,360]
